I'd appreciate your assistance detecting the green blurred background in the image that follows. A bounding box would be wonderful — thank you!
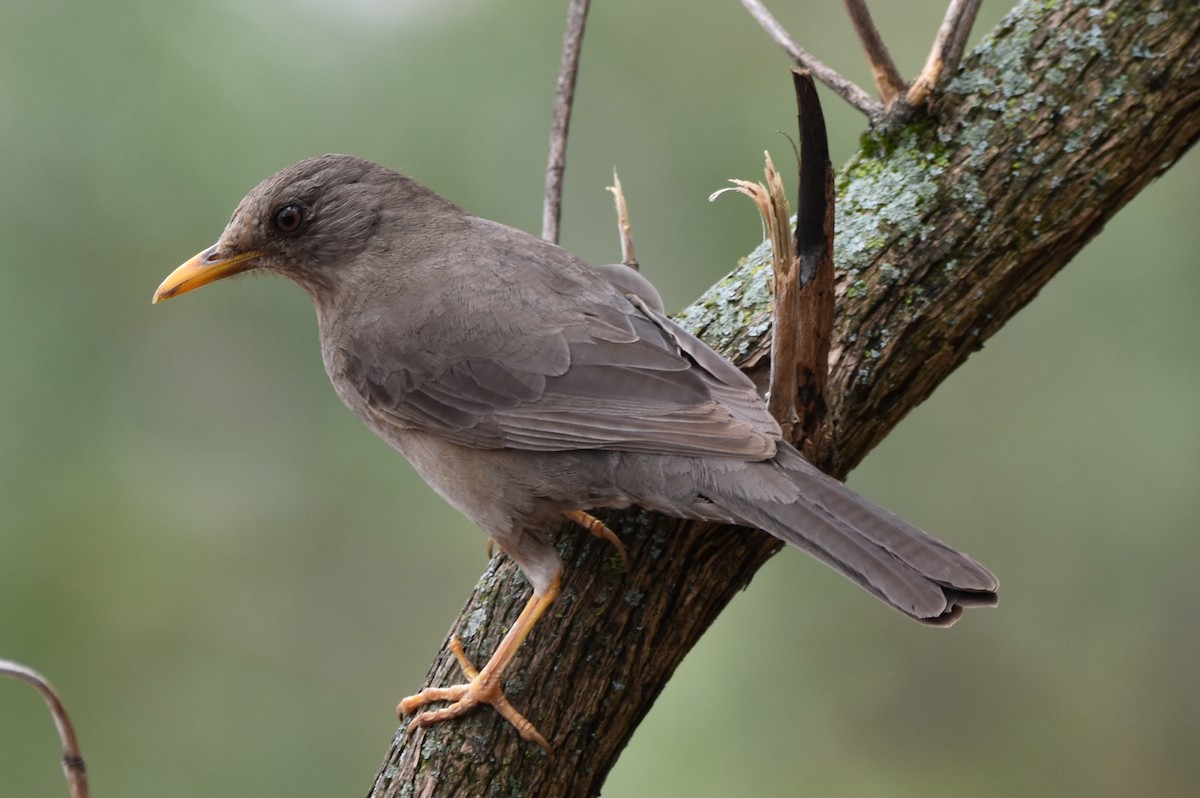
[1,1,1196,796]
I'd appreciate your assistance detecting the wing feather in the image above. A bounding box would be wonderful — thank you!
[343,239,780,460]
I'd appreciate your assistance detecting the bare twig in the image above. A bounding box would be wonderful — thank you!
[542,0,592,244]
[789,68,835,463]
[908,0,983,106]
[738,0,884,121]
[1,660,89,798]
[939,0,983,79]
[606,170,638,270]
[842,0,906,108]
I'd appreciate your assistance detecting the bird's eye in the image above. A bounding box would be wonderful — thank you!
[272,204,306,234]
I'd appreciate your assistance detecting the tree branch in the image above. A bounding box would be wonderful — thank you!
[843,0,907,107]
[738,0,884,120]
[370,2,1200,795]
[909,0,984,106]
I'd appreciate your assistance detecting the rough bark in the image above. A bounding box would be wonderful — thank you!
[368,2,1200,796]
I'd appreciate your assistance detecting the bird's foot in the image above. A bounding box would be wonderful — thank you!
[398,636,551,753]
[564,509,629,569]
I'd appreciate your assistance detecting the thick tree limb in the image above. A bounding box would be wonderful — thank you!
[370,2,1200,795]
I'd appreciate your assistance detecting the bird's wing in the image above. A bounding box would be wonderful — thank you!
[342,286,780,461]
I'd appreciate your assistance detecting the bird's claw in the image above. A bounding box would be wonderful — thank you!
[564,509,629,569]
[398,636,551,753]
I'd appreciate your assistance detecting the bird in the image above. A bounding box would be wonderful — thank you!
[153,154,997,751]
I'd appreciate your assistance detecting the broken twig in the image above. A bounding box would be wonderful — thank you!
[709,69,834,454]
[606,170,639,270]
[789,68,835,463]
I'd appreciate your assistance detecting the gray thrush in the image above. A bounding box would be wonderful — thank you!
[153,154,998,751]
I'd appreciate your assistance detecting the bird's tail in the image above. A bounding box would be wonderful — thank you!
[701,443,998,626]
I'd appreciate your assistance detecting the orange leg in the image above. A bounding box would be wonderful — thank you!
[564,509,629,569]
[398,573,561,753]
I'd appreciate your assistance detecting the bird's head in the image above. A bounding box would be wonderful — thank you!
[153,154,442,303]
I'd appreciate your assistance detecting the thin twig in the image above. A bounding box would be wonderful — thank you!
[908,0,983,106]
[940,0,983,78]
[842,0,906,108]
[1,659,89,798]
[542,0,592,244]
[606,170,639,270]
[738,0,883,121]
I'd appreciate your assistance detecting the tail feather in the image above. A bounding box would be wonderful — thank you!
[708,444,998,626]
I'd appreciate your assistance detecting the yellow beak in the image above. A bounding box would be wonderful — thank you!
[152,246,264,303]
